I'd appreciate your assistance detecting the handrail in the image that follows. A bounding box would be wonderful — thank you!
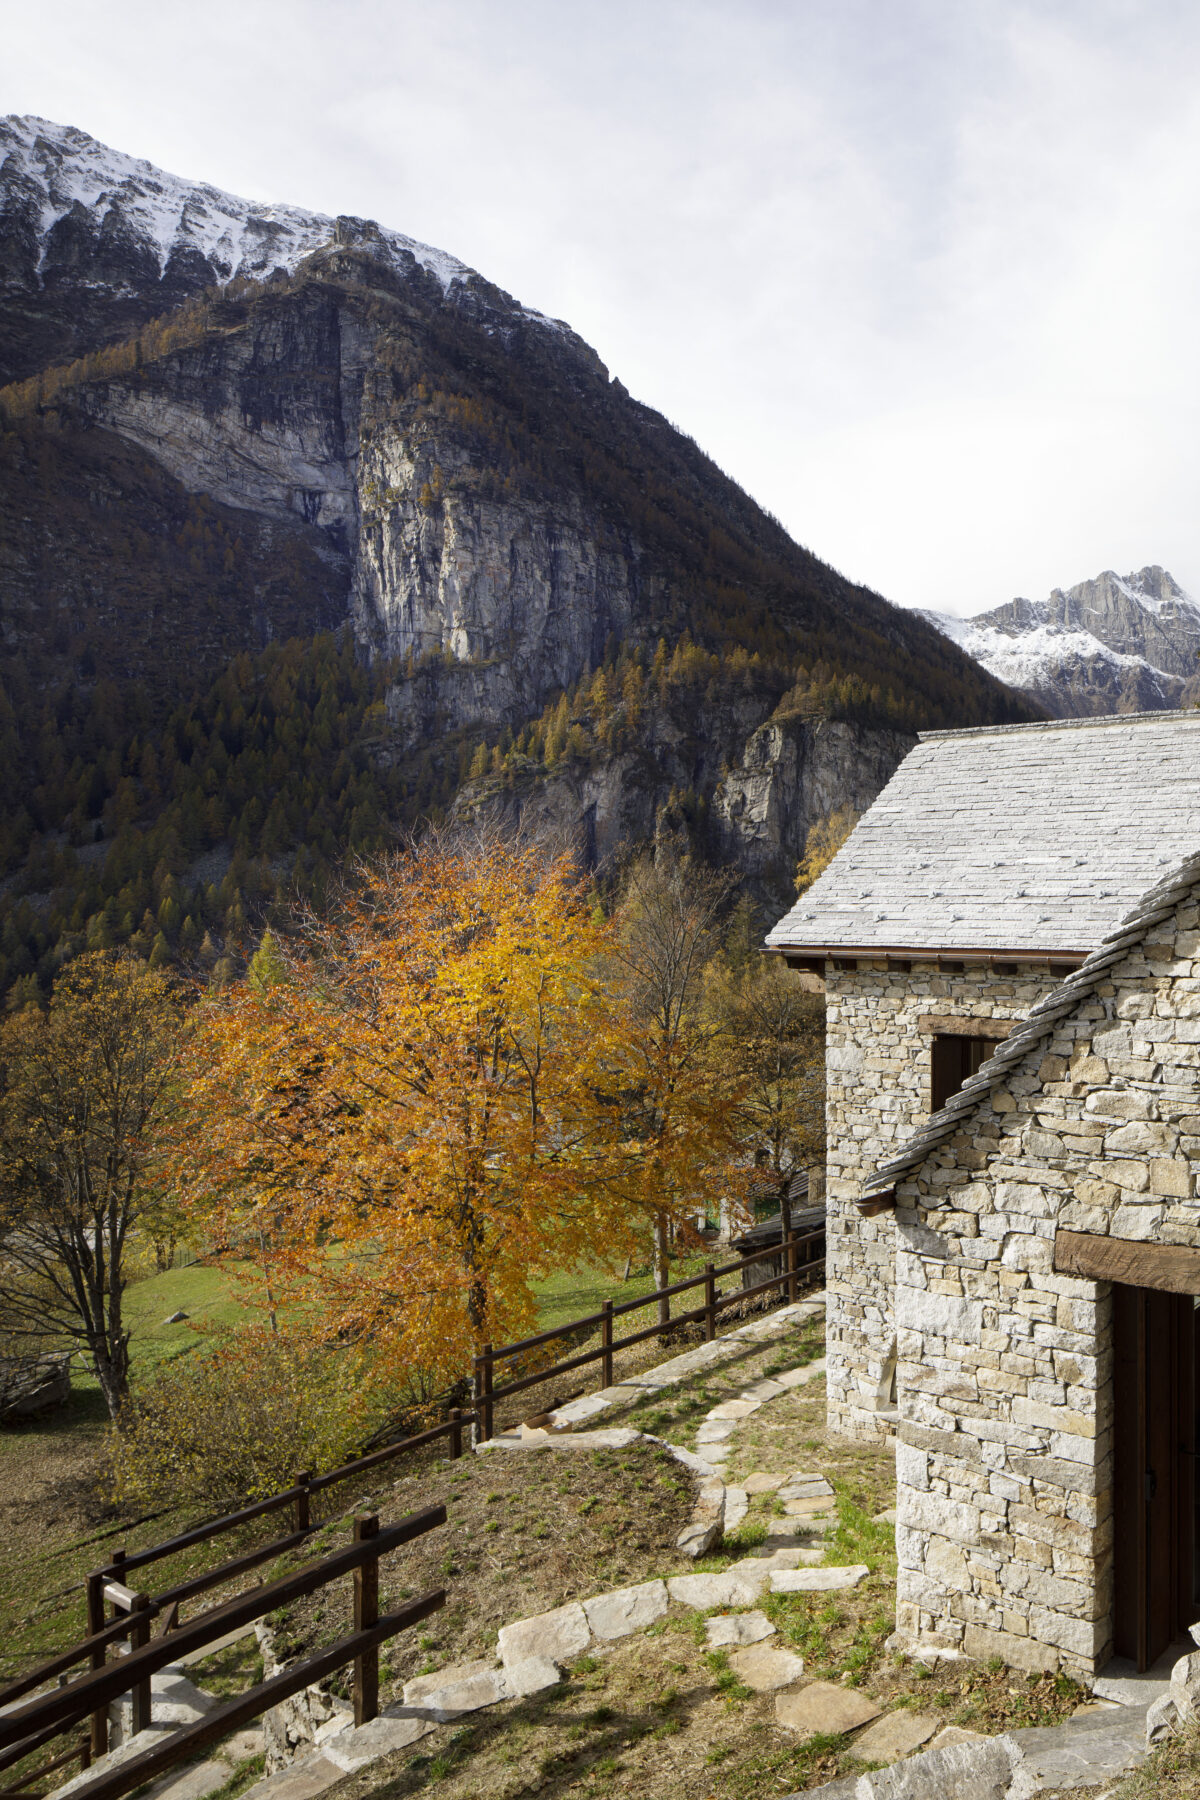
[0,1507,445,1750]
[50,1593,444,1800]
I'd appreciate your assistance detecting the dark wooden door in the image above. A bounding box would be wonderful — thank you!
[1113,1284,1196,1668]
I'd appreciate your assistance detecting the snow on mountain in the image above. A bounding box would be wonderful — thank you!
[0,113,572,369]
[920,566,1200,718]
[1,114,477,288]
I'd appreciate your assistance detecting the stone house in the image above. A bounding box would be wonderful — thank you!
[766,710,1200,1674]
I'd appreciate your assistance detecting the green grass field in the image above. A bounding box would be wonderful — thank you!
[118,1245,719,1382]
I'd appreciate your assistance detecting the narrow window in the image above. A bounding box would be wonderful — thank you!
[930,1033,993,1111]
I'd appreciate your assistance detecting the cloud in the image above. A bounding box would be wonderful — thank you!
[4,0,1200,613]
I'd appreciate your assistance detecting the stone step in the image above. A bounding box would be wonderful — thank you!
[1007,1702,1149,1788]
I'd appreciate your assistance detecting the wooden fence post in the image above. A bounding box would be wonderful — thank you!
[86,1570,107,1759]
[704,1264,716,1342]
[353,1515,380,1727]
[786,1229,798,1305]
[449,1408,463,1460]
[295,1472,311,1534]
[130,1595,152,1735]
[474,1346,494,1443]
[601,1302,614,1389]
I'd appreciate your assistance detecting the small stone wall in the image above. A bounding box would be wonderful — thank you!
[824,961,1060,1439]
[890,891,1200,1676]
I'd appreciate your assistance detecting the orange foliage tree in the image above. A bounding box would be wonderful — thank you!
[179,834,742,1396]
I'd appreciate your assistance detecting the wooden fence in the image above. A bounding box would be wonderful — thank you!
[471,1223,825,1439]
[0,1220,823,1799]
[0,1506,445,1800]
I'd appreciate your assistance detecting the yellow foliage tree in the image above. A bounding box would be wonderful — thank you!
[794,804,860,894]
[178,836,692,1391]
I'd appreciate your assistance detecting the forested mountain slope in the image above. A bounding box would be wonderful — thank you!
[0,117,1041,1001]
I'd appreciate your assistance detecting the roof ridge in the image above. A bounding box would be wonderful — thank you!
[862,850,1200,1201]
[918,707,1200,742]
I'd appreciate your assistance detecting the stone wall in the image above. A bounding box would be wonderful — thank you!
[824,960,1061,1439]
[889,887,1200,1675]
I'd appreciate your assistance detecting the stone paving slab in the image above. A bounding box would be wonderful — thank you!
[477,1427,642,1453]
[928,1725,987,1749]
[775,1357,827,1389]
[704,1610,776,1648]
[850,1709,940,1765]
[723,1485,749,1533]
[322,1713,434,1771]
[1092,1650,1178,1706]
[860,1735,1021,1798]
[708,1398,761,1421]
[403,1659,510,1719]
[743,1471,785,1494]
[781,1473,835,1497]
[138,1761,232,1800]
[583,1580,668,1640]
[770,1565,870,1594]
[667,1570,766,1609]
[498,1602,590,1670]
[776,1681,881,1736]
[1008,1703,1149,1787]
[727,1644,806,1691]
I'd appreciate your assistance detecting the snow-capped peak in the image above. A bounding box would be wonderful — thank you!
[0,114,567,331]
[921,566,1200,718]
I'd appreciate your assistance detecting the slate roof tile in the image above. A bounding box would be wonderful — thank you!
[766,710,1200,955]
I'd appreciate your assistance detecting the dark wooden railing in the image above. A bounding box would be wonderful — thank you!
[0,1507,444,1800]
[472,1223,824,1440]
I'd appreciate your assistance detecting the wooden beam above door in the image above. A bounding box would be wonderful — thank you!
[1054,1229,1200,1295]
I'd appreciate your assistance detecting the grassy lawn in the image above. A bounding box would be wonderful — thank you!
[122,1261,256,1373]
[118,1248,721,1379]
[531,1252,713,1335]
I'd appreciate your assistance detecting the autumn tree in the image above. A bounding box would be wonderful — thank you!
[706,947,825,1237]
[795,804,859,894]
[179,833,654,1393]
[607,855,747,1326]
[0,953,184,1420]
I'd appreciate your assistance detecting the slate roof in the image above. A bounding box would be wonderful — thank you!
[863,850,1200,1200]
[766,710,1200,957]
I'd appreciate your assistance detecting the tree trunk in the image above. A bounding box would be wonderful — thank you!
[654,1213,670,1332]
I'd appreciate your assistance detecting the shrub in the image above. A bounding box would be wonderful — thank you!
[108,1327,392,1506]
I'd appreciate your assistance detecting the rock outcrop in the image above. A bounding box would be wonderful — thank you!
[923,566,1200,718]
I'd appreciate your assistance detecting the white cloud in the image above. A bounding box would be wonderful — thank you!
[4,0,1200,613]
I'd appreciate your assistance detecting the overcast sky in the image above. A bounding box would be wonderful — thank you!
[4,0,1200,615]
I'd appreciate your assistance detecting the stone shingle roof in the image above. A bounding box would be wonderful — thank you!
[863,851,1200,1200]
[766,710,1200,957]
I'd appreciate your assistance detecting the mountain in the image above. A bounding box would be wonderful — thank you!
[920,567,1200,718]
[0,116,1041,1002]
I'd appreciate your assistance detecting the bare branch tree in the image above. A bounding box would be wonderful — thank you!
[0,953,183,1421]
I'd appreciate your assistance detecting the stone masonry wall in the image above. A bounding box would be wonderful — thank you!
[825,960,1061,1438]
[890,888,1200,1676]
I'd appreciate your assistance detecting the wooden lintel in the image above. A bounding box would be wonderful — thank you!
[918,1015,1013,1041]
[1053,1229,1200,1296]
[857,1191,897,1218]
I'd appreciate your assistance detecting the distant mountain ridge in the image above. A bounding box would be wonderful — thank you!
[920,567,1200,717]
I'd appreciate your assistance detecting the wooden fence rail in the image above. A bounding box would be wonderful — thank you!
[472,1223,824,1440]
[0,1507,445,1800]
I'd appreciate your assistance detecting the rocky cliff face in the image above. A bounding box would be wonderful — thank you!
[0,115,1039,906]
[451,682,913,905]
[922,566,1200,717]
